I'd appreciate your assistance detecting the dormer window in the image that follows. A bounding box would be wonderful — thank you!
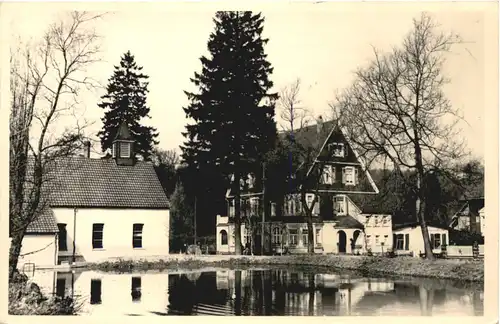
[120,142,131,158]
[112,122,135,166]
[328,143,345,157]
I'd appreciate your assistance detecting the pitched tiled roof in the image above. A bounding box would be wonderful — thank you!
[26,207,58,233]
[279,120,335,154]
[46,156,169,209]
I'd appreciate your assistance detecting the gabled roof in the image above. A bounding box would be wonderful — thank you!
[24,155,169,234]
[47,156,169,209]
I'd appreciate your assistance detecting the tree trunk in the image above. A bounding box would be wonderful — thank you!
[416,167,435,260]
[301,190,315,254]
[9,232,24,281]
[234,172,242,255]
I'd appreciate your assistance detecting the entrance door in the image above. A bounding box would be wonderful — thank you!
[338,230,347,253]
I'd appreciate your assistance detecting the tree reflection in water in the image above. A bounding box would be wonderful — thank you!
[161,269,483,316]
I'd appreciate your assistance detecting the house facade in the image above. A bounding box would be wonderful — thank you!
[14,123,170,268]
[216,118,387,255]
[449,198,485,235]
[392,222,449,257]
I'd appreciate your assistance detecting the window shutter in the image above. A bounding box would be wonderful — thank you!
[342,167,346,184]
[331,166,336,183]
[354,168,358,185]
[404,234,410,251]
[442,233,447,246]
[392,234,396,249]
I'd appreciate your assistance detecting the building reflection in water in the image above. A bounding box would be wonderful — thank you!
[29,268,483,316]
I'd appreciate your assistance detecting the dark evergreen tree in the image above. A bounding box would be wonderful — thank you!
[98,51,159,160]
[181,11,278,255]
[169,182,194,252]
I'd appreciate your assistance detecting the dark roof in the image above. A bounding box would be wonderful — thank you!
[47,156,169,209]
[334,215,364,229]
[24,156,169,234]
[26,208,58,234]
[279,120,335,154]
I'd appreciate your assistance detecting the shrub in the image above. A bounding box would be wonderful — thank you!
[9,270,78,315]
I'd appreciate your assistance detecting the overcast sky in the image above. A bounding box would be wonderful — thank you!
[4,2,495,161]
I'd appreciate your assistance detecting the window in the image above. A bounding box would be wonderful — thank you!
[247,173,256,189]
[343,167,356,185]
[131,277,142,302]
[228,200,235,217]
[133,224,144,248]
[57,223,67,251]
[322,165,335,184]
[334,196,346,215]
[302,229,308,246]
[375,235,380,245]
[272,227,281,244]
[92,224,104,249]
[328,143,345,157]
[112,143,116,158]
[294,196,302,214]
[374,216,379,226]
[366,235,371,246]
[382,216,389,226]
[315,229,322,246]
[56,278,66,298]
[430,233,442,249]
[90,279,102,305]
[120,142,131,158]
[250,198,259,216]
[270,203,276,217]
[220,230,228,245]
[441,233,447,247]
[305,194,314,208]
[394,233,410,250]
[289,229,298,246]
[365,216,371,226]
[383,235,388,246]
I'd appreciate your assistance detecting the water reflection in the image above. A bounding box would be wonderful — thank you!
[30,268,483,316]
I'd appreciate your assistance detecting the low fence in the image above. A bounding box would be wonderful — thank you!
[446,244,484,259]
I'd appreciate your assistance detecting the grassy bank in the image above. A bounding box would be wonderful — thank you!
[9,271,78,315]
[89,254,484,283]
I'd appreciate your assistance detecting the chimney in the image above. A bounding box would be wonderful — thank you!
[317,115,324,134]
[85,141,91,158]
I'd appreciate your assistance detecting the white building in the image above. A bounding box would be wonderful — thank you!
[392,222,449,257]
[14,123,170,269]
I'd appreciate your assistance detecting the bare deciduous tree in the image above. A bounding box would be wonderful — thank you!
[334,13,465,259]
[278,78,313,131]
[269,79,327,254]
[9,11,103,279]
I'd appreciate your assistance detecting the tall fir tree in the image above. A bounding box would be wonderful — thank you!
[98,51,159,160]
[181,11,278,255]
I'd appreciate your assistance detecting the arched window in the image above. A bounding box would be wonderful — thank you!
[220,230,228,245]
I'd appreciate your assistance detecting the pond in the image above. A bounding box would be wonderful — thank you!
[29,268,483,316]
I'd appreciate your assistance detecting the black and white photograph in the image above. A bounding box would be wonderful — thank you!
[3,1,498,318]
